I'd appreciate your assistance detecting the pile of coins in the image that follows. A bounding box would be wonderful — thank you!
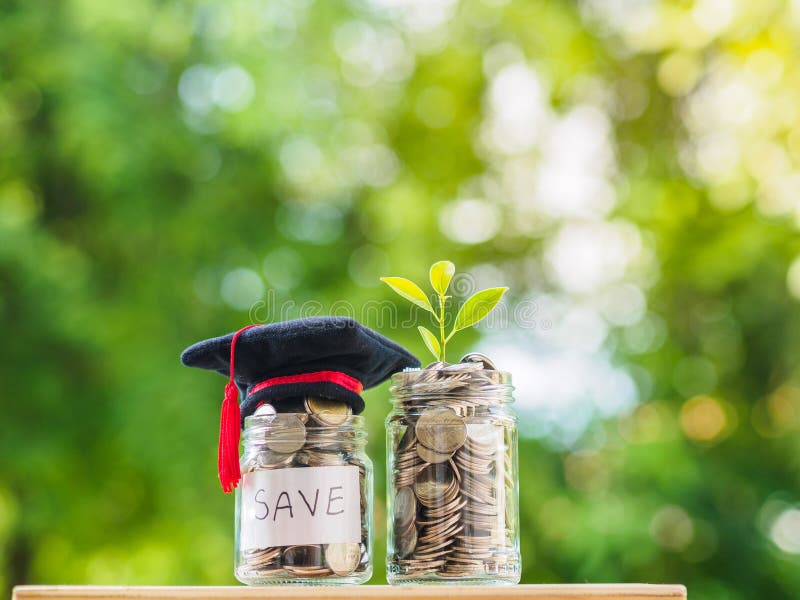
[388,354,518,581]
[238,396,370,581]
[241,541,362,579]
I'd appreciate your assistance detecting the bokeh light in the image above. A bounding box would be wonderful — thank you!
[679,395,732,443]
[4,0,800,597]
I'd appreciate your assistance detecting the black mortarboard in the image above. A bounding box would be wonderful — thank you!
[180,316,419,492]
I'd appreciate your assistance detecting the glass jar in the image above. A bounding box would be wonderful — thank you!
[385,363,520,584]
[235,412,372,585]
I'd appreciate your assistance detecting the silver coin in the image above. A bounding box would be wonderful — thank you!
[265,413,306,453]
[460,352,498,370]
[324,542,361,576]
[253,403,277,418]
[442,362,483,373]
[394,486,417,530]
[396,524,417,558]
[425,361,448,370]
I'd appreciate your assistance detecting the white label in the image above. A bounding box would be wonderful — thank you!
[240,466,361,549]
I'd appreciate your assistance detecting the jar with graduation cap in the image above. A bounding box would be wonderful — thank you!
[181,317,420,585]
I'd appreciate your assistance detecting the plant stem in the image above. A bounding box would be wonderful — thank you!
[438,294,446,362]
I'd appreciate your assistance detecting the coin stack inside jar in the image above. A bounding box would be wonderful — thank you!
[388,355,520,583]
[237,396,371,583]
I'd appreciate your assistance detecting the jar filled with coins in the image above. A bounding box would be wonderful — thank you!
[235,397,373,584]
[385,355,520,584]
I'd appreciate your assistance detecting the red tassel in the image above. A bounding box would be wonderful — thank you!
[218,381,241,493]
[218,325,256,493]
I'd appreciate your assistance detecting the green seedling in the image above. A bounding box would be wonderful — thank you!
[380,261,508,362]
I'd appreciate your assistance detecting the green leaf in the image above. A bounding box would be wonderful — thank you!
[380,277,434,313]
[452,287,508,333]
[429,260,455,296]
[418,326,441,361]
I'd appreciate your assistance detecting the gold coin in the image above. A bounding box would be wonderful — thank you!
[416,442,452,464]
[305,396,352,426]
[412,537,455,557]
[422,496,466,519]
[399,557,444,569]
[265,414,307,453]
[325,542,361,576]
[416,407,466,454]
[414,463,454,504]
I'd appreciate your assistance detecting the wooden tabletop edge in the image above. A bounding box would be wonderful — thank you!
[11,584,688,599]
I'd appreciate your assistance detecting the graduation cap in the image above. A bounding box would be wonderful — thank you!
[181,316,420,492]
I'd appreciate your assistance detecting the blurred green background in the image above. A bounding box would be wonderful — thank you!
[3,0,800,597]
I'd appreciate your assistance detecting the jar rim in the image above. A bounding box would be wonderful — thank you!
[244,412,367,427]
[388,368,514,406]
[391,368,512,385]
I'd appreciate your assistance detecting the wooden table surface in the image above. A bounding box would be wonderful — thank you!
[13,585,687,600]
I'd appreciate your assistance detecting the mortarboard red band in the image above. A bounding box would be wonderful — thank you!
[250,370,364,396]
